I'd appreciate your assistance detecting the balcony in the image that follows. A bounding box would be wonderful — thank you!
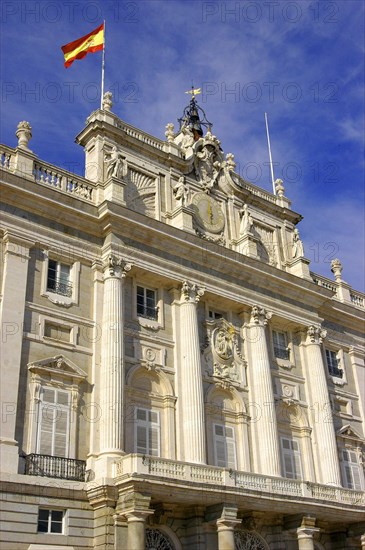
[25,453,86,482]
[114,454,365,508]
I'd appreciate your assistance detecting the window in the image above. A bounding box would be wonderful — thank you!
[135,408,160,456]
[37,509,64,533]
[47,259,72,297]
[281,437,303,479]
[36,387,70,457]
[325,349,343,378]
[272,330,289,360]
[209,310,223,320]
[342,449,362,490]
[214,424,237,469]
[137,285,157,320]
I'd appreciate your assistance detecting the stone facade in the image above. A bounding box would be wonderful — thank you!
[0,96,364,549]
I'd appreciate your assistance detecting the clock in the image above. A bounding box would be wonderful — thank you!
[191,192,225,233]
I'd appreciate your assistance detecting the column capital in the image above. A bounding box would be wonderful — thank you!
[181,280,205,303]
[249,304,272,326]
[306,325,327,345]
[103,254,132,278]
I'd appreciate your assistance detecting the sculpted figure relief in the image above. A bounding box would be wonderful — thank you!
[172,176,190,206]
[105,146,127,180]
[292,228,304,258]
[239,204,253,236]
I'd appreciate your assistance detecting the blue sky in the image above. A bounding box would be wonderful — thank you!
[1,0,364,291]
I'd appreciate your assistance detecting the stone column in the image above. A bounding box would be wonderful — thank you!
[125,511,153,550]
[296,516,320,550]
[361,533,365,549]
[179,281,206,464]
[302,326,341,486]
[0,231,34,473]
[246,305,281,476]
[117,490,153,550]
[97,255,131,475]
[216,506,241,550]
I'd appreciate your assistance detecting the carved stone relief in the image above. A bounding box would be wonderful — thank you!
[126,169,156,218]
[202,318,246,388]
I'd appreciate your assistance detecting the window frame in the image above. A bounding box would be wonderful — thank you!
[134,407,161,457]
[133,279,163,328]
[136,284,158,321]
[41,250,80,307]
[213,423,237,470]
[272,330,290,361]
[37,508,65,534]
[280,436,303,480]
[325,348,344,378]
[341,448,363,491]
[36,387,71,458]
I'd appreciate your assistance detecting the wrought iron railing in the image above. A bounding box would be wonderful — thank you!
[25,453,86,482]
[47,278,73,297]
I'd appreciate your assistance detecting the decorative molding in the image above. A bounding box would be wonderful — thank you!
[250,305,272,326]
[306,325,327,345]
[181,280,204,303]
[104,255,132,277]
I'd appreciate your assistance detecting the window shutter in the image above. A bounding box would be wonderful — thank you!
[37,388,70,457]
[135,408,160,456]
[281,438,302,480]
[214,425,236,469]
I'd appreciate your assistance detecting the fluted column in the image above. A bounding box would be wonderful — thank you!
[296,516,320,550]
[179,281,206,464]
[246,305,281,476]
[99,255,131,459]
[302,326,341,485]
[0,232,34,473]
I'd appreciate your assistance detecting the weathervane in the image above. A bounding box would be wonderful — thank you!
[178,85,212,138]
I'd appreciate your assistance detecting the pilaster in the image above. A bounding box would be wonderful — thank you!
[245,305,281,476]
[0,231,34,473]
[178,281,206,464]
[301,326,342,485]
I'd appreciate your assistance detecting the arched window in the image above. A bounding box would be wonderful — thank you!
[234,530,268,550]
[146,528,175,549]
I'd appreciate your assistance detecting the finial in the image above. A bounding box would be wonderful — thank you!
[165,123,175,142]
[331,258,343,282]
[102,91,113,112]
[16,121,32,149]
[274,178,285,197]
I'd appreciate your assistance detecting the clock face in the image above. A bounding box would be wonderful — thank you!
[191,192,225,233]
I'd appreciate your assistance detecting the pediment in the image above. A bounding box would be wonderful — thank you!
[337,424,364,441]
[28,354,87,382]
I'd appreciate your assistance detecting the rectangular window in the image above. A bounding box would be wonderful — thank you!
[209,310,223,320]
[273,331,289,360]
[325,349,343,378]
[135,408,160,456]
[47,259,72,297]
[281,437,303,480]
[342,450,362,490]
[137,285,157,320]
[37,508,64,533]
[214,424,237,469]
[36,387,70,457]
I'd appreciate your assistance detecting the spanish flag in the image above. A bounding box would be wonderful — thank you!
[61,23,104,68]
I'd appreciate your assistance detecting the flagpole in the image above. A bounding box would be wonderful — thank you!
[265,112,276,194]
[100,20,106,109]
